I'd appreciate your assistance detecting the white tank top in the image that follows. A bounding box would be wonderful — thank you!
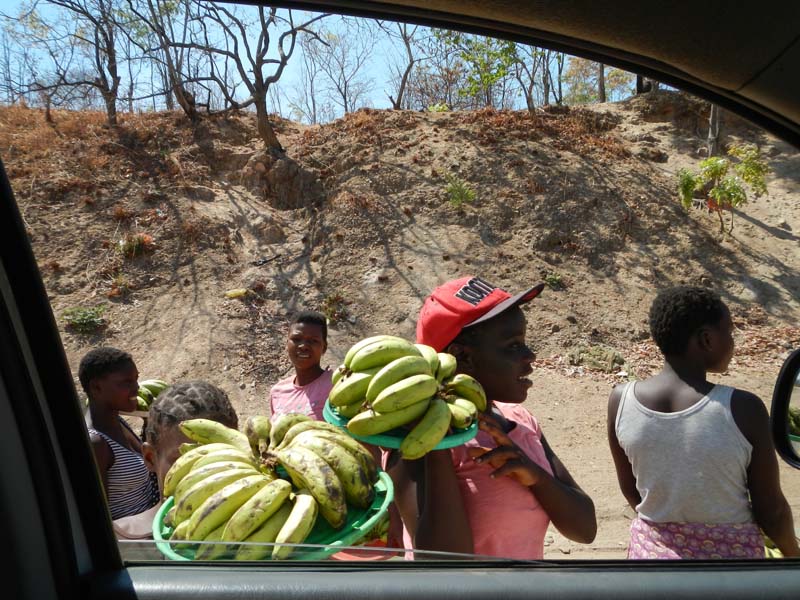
[615,382,754,524]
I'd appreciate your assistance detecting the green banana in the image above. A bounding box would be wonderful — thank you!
[163,442,249,498]
[169,519,191,550]
[349,338,422,372]
[174,461,259,503]
[139,378,169,398]
[175,467,258,524]
[414,343,440,376]
[447,402,474,429]
[194,524,228,560]
[234,502,293,560]
[347,398,430,436]
[399,398,452,460]
[331,364,348,387]
[445,373,487,412]
[137,395,150,411]
[186,474,271,541]
[179,442,200,455]
[328,367,380,407]
[222,478,293,543]
[276,419,352,450]
[137,386,154,408]
[366,355,432,403]
[289,430,374,508]
[435,352,458,382]
[191,448,257,471]
[163,505,178,528]
[272,491,318,560]
[244,415,272,456]
[335,401,363,418]
[180,418,253,456]
[304,430,379,484]
[343,335,405,368]
[268,413,312,449]
[273,446,347,529]
[371,373,438,413]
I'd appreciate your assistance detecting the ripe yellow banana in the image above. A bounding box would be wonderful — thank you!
[244,415,272,456]
[272,491,319,560]
[276,419,353,450]
[331,363,348,387]
[273,446,347,529]
[445,373,487,412]
[336,401,363,418]
[447,402,474,429]
[343,335,406,368]
[221,478,293,543]
[180,418,253,456]
[346,397,430,436]
[289,431,374,509]
[399,398,452,460]
[328,367,379,407]
[175,467,258,524]
[234,501,293,560]
[305,430,378,484]
[169,518,191,550]
[178,442,200,455]
[194,524,228,560]
[371,373,438,413]
[366,355,432,403]
[186,474,271,541]
[163,442,248,498]
[435,352,458,382]
[191,448,257,471]
[349,338,422,372]
[414,343,440,376]
[174,460,259,503]
[163,505,178,528]
[268,413,312,449]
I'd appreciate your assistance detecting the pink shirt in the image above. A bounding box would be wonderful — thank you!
[397,402,554,560]
[269,369,333,420]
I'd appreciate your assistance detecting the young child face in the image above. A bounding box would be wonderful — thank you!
[457,307,535,404]
[143,425,192,496]
[89,361,139,413]
[286,322,327,371]
[706,308,735,373]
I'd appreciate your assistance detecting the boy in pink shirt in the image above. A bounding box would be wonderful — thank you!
[269,310,332,421]
[389,276,597,559]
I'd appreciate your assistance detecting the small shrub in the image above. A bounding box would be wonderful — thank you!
[117,232,155,258]
[62,305,107,334]
[544,272,565,290]
[427,102,449,112]
[107,274,132,299]
[321,293,349,326]
[444,173,476,208]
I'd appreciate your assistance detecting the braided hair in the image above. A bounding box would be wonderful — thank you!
[78,347,134,395]
[145,380,238,447]
[649,286,727,356]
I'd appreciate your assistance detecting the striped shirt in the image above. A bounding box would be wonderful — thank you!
[89,419,160,520]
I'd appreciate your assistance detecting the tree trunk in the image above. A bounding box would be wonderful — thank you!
[597,63,606,102]
[707,103,721,156]
[543,71,550,106]
[636,75,652,94]
[103,91,118,126]
[255,96,283,152]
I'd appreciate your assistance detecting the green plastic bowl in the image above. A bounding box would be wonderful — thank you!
[323,398,478,450]
[153,470,394,561]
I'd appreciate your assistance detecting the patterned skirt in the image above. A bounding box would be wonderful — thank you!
[628,518,765,559]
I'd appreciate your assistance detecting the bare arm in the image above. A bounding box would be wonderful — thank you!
[90,433,114,499]
[607,384,641,511]
[731,390,799,557]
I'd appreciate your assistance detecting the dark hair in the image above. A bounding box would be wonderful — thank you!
[145,380,238,446]
[78,347,134,395]
[649,286,728,356]
[292,310,328,343]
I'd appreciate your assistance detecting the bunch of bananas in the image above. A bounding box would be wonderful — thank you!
[162,415,379,560]
[136,378,169,411]
[764,534,784,559]
[328,335,488,460]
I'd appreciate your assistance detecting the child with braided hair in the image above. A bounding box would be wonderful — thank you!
[113,380,239,540]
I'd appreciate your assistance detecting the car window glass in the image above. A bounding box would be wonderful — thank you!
[1,1,798,565]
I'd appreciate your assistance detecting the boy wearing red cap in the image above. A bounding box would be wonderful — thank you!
[389,276,597,559]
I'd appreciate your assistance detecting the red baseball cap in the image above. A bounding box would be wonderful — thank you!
[416,276,545,351]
